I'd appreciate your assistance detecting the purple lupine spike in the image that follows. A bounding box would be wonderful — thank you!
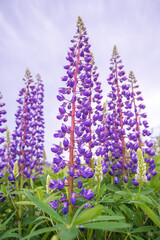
[50,16,104,212]
[104,46,128,176]
[127,71,156,179]
[10,69,45,180]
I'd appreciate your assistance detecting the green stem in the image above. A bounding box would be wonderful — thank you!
[18,174,24,235]
[138,181,142,198]
[97,180,100,198]
[69,205,74,223]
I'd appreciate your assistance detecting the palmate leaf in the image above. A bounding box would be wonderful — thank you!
[73,205,102,226]
[24,190,65,224]
[71,203,88,225]
[0,211,16,232]
[58,226,79,240]
[118,204,140,227]
[137,203,160,228]
[21,226,62,240]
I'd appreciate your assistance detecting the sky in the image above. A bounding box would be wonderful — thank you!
[0,0,160,162]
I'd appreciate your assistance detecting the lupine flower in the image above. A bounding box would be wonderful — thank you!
[10,69,45,180]
[95,156,103,182]
[62,202,69,214]
[71,192,76,205]
[103,47,156,184]
[46,174,52,194]
[114,177,120,184]
[13,161,19,179]
[104,46,128,175]
[127,71,156,177]
[77,179,83,188]
[84,189,94,200]
[50,16,104,212]
[49,200,59,211]
[134,148,147,184]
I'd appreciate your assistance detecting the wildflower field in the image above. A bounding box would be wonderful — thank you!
[1,17,160,240]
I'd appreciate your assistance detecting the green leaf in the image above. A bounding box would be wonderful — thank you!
[30,178,34,190]
[16,201,35,206]
[9,191,24,195]
[81,222,131,231]
[132,235,144,240]
[137,203,160,228]
[1,185,7,195]
[97,184,106,200]
[43,193,61,203]
[106,184,119,192]
[35,188,44,200]
[93,215,125,221]
[103,206,117,215]
[0,211,16,231]
[119,204,140,227]
[42,232,51,240]
[0,232,22,240]
[58,226,78,240]
[131,226,155,233]
[24,190,65,224]
[100,197,114,203]
[22,216,38,225]
[73,205,102,225]
[155,235,160,240]
[71,203,88,225]
[21,226,61,240]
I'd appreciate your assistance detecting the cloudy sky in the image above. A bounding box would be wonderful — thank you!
[0,0,160,162]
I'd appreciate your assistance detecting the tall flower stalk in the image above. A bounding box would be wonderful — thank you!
[51,17,104,214]
[11,69,45,180]
[106,46,128,177]
[127,71,156,183]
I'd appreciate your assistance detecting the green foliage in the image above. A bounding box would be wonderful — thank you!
[1,155,160,239]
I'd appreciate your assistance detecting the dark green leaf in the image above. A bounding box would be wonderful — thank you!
[73,205,102,226]
[97,184,106,200]
[137,203,160,228]
[24,190,65,224]
[81,222,131,231]
[93,215,125,221]
[0,211,16,231]
[119,204,140,227]
[58,226,78,240]
[0,233,22,240]
[21,226,61,240]
[131,226,155,233]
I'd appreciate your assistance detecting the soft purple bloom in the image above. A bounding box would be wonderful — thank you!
[49,200,58,210]
[84,189,94,200]
[62,202,69,214]
[71,192,76,205]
